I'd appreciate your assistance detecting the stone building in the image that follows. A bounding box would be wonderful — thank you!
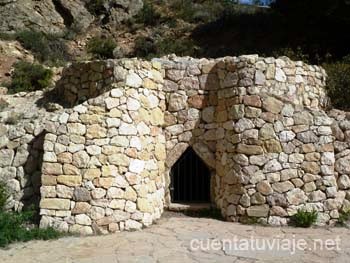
[1,55,350,234]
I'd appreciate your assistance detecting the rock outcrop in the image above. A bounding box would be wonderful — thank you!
[0,0,143,34]
[0,0,93,34]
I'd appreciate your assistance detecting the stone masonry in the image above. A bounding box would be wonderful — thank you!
[1,54,350,234]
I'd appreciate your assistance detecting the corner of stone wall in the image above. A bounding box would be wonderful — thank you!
[39,58,167,234]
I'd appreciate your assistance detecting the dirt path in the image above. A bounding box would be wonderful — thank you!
[0,213,349,263]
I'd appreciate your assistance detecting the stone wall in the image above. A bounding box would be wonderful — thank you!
[40,59,165,234]
[2,54,350,234]
[0,91,56,212]
[157,55,337,226]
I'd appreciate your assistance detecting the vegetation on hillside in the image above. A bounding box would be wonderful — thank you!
[0,0,349,109]
[9,61,53,93]
[87,37,117,59]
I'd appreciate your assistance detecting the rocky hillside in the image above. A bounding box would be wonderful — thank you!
[0,0,143,34]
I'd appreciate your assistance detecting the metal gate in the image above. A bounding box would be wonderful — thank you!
[170,147,211,203]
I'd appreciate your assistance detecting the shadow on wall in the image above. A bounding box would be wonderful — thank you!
[1,127,45,220]
[21,131,45,220]
[36,60,116,109]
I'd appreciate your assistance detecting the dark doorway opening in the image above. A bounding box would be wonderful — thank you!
[170,147,211,203]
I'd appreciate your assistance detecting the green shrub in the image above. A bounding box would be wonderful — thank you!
[290,209,318,228]
[338,210,350,226]
[170,0,230,23]
[271,47,310,63]
[86,0,106,16]
[323,59,350,110]
[0,182,8,211]
[134,36,157,59]
[135,2,162,26]
[134,35,199,59]
[135,2,161,26]
[156,37,199,57]
[0,210,61,247]
[10,61,53,93]
[16,30,69,65]
[87,37,117,59]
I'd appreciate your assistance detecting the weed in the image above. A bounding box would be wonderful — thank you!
[338,210,350,226]
[290,209,318,228]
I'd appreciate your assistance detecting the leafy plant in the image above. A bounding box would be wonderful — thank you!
[338,210,350,226]
[0,184,61,247]
[87,37,117,59]
[290,209,318,228]
[170,0,229,23]
[135,2,162,26]
[134,36,157,59]
[323,57,350,110]
[156,37,199,57]
[0,182,8,211]
[0,209,61,247]
[271,47,310,63]
[134,35,199,59]
[86,0,107,16]
[16,30,69,65]
[9,61,53,93]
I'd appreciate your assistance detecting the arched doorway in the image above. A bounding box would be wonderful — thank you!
[170,147,211,203]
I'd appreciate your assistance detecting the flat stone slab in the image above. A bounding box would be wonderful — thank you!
[0,213,349,263]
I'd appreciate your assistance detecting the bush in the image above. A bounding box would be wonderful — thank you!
[0,210,61,247]
[86,0,106,16]
[338,210,350,226]
[271,47,310,63]
[134,36,158,59]
[290,209,318,227]
[156,37,199,57]
[135,2,161,26]
[134,35,199,59]
[0,182,8,211]
[16,30,69,65]
[87,37,117,59]
[170,0,228,23]
[10,61,53,93]
[323,58,350,110]
[0,183,61,247]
